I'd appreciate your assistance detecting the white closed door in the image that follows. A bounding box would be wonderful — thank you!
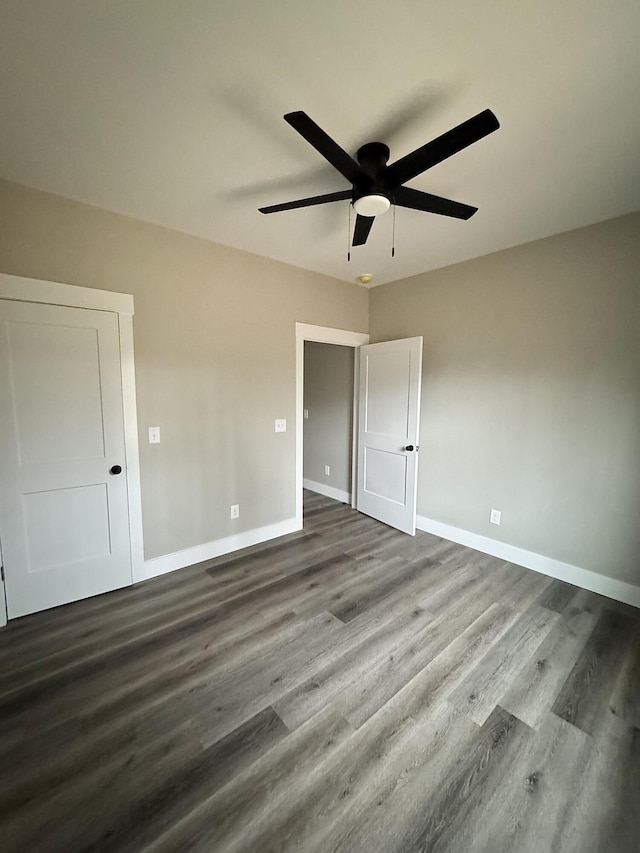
[0,300,132,619]
[356,336,423,535]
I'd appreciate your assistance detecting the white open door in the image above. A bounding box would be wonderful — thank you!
[356,336,423,535]
[0,299,133,618]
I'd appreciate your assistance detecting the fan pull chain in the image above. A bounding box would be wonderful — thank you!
[347,202,351,262]
[391,204,396,258]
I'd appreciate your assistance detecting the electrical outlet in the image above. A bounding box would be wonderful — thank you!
[490,508,501,525]
[324,465,331,476]
[275,419,286,433]
[230,504,239,520]
[148,426,161,444]
[303,409,309,419]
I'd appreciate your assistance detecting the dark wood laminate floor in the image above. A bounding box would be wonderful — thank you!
[1,491,639,852]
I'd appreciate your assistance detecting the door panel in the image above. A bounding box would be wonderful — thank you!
[363,447,408,504]
[22,484,112,572]
[10,321,106,463]
[357,337,423,534]
[363,348,412,437]
[0,300,132,618]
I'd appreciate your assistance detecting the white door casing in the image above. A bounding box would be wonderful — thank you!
[0,275,142,618]
[356,336,423,535]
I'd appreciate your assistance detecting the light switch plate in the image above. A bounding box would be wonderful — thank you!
[275,419,286,433]
[149,426,161,444]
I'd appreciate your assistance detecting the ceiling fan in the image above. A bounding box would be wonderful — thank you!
[259,109,500,247]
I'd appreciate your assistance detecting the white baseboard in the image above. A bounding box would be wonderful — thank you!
[303,478,351,504]
[416,515,640,610]
[136,517,300,583]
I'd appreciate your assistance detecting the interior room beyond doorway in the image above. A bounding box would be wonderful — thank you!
[303,341,355,513]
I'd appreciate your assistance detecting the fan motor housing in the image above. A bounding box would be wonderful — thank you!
[356,142,390,179]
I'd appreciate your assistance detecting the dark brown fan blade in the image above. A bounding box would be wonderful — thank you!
[284,112,364,184]
[352,214,375,246]
[393,186,477,220]
[384,109,499,188]
[259,189,352,214]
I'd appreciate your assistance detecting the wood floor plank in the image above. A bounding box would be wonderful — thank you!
[243,698,480,853]
[273,605,434,729]
[472,709,640,853]
[76,610,308,731]
[145,708,354,852]
[292,553,411,619]
[492,561,552,612]
[329,585,511,731]
[536,577,580,613]
[396,707,532,853]
[329,555,441,622]
[448,602,560,725]
[415,551,501,616]
[325,706,532,853]
[609,622,640,728]
[551,609,637,735]
[457,710,592,852]
[551,712,640,853]
[499,603,598,729]
[347,600,519,729]
[139,610,347,749]
[2,720,203,853]
[86,706,289,853]
[0,602,299,732]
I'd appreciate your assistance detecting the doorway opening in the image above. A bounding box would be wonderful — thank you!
[295,323,369,531]
[303,341,355,519]
[296,323,423,536]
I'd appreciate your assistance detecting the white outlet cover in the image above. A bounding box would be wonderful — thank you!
[490,508,501,525]
[303,409,309,419]
[230,504,240,519]
[275,419,286,433]
[324,465,331,476]
[148,426,161,444]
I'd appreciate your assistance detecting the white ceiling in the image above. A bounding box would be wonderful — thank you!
[1,1,639,286]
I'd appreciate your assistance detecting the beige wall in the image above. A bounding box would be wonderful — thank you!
[0,179,369,559]
[2,176,638,589]
[303,342,354,494]
[370,212,640,586]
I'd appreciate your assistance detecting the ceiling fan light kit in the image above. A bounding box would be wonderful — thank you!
[352,194,390,217]
[258,108,500,249]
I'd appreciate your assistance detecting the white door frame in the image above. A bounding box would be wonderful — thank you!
[0,274,144,625]
[295,323,369,529]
